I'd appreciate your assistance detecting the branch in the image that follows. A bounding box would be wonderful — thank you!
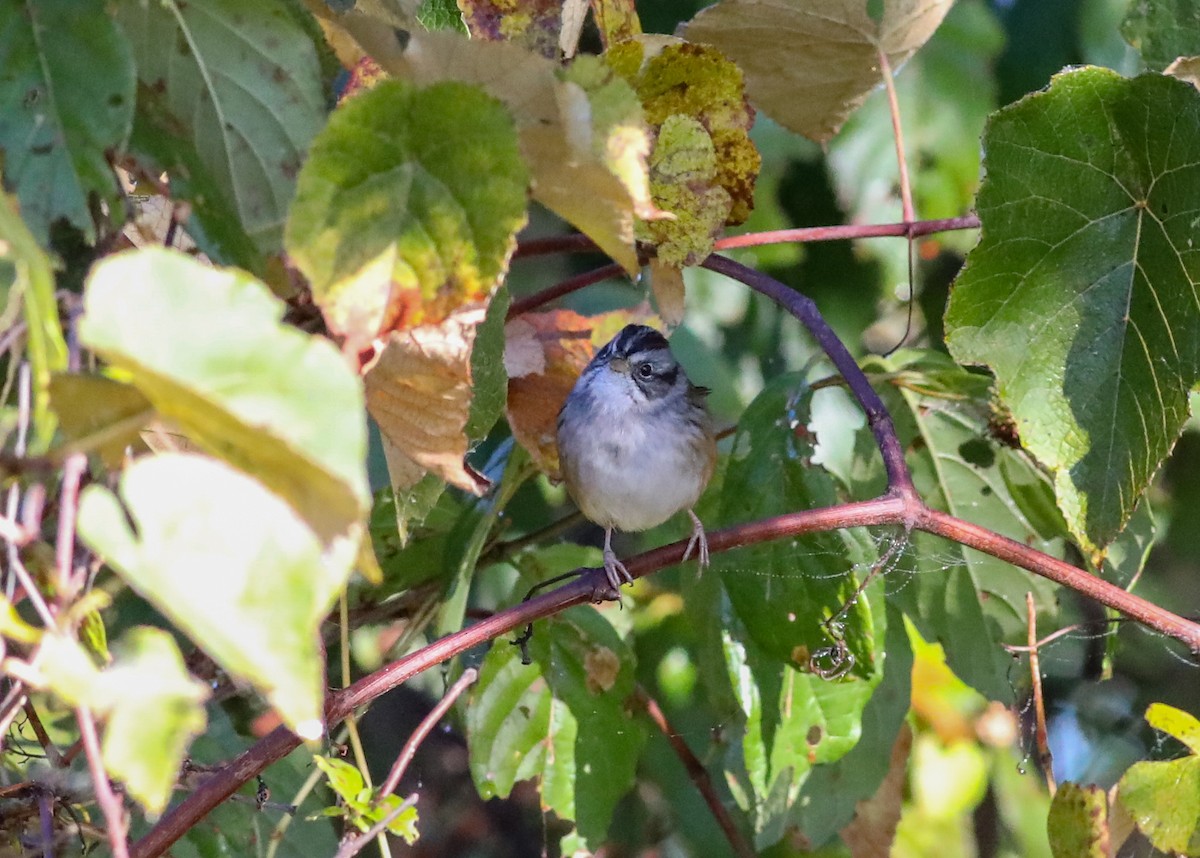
[77,705,129,858]
[131,246,1200,858]
[632,687,755,858]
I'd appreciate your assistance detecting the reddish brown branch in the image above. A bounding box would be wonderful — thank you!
[507,262,626,318]
[377,667,478,799]
[632,687,755,858]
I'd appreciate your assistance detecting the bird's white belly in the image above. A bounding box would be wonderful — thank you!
[567,414,706,532]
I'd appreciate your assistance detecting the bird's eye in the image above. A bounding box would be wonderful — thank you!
[637,362,654,379]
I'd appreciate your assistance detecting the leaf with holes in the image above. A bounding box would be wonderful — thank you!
[946,69,1200,562]
[116,0,325,268]
[466,596,644,853]
[715,372,881,675]
[684,0,953,142]
[0,0,134,244]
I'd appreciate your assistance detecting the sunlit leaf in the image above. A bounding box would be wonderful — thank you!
[116,0,325,268]
[77,453,346,738]
[78,247,369,552]
[0,0,134,243]
[945,69,1200,561]
[1048,782,1110,858]
[326,25,656,273]
[287,78,527,350]
[33,627,208,815]
[589,0,640,49]
[684,0,953,142]
[1118,703,1200,855]
[467,593,644,852]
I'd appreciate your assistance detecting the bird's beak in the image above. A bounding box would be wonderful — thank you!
[609,357,630,374]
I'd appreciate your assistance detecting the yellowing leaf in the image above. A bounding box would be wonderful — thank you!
[286,78,528,349]
[643,115,732,267]
[590,0,641,49]
[685,0,954,142]
[365,305,491,496]
[49,374,153,468]
[78,248,368,555]
[322,25,656,274]
[607,37,759,225]
[78,454,347,739]
[648,258,686,328]
[32,628,207,815]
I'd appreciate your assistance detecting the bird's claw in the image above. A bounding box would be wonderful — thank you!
[602,547,633,591]
[681,510,710,572]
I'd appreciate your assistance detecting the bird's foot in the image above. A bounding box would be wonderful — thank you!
[682,509,710,572]
[603,546,633,591]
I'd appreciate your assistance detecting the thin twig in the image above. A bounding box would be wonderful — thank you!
[332,795,418,858]
[39,786,55,858]
[377,668,478,800]
[1026,593,1055,795]
[0,681,28,750]
[5,362,32,603]
[55,454,87,600]
[507,262,626,318]
[76,706,129,858]
[877,50,915,226]
[22,700,63,767]
[632,688,755,858]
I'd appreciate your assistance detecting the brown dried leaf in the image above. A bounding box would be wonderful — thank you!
[684,0,954,142]
[840,724,912,858]
[504,306,657,476]
[365,306,491,495]
[649,258,686,329]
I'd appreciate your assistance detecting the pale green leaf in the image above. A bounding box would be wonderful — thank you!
[78,247,369,550]
[0,0,134,243]
[77,453,347,737]
[0,192,67,450]
[945,69,1200,560]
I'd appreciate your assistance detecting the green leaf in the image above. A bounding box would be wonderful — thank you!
[77,453,349,738]
[285,78,528,347]
[0,0,134,244]
[720,585,887,849]
[116,0,325,267]
[683,0,954,142]
[467,606,645,852]
[1048,782,1110,858]
[465,286,511,440]
[35,627,208,815]
[1119,759,1200,854]
[1122,0,1200,71]
[78,247,369,550]
[945,68,1200,562]
[0,192,68,451]
[866,351,1064,701]
[715,372,881,675]
[792,603,913,847]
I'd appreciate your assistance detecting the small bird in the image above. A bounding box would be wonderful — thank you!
[557,324,717,591]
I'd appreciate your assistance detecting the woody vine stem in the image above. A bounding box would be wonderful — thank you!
[131,218,1200,858]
